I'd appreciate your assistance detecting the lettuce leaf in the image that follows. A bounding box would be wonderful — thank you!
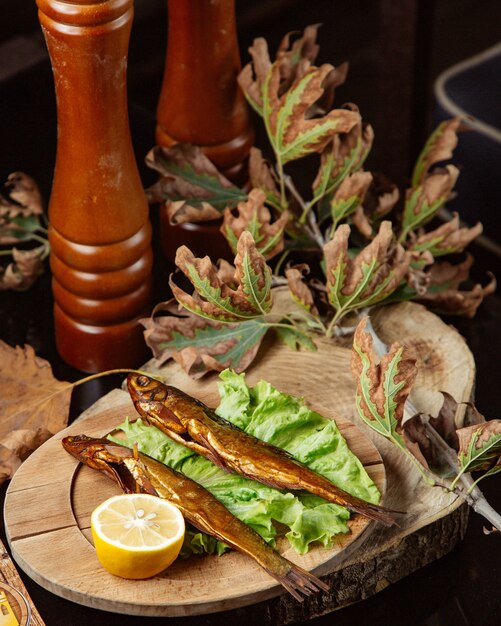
[111,369,380,556]
[216,370,380,503]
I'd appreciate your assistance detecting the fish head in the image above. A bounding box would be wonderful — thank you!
[127,374,187,434]
[62,435,157,495]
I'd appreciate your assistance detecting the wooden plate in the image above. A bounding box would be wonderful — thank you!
[4,394,384,617]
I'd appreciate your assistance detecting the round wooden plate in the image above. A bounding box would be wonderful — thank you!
[4,395,385,617]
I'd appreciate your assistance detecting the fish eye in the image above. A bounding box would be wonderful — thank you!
[136,375,150,387]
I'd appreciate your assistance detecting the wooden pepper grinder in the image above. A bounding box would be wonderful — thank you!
[156,0,254,180]
[155,0,254,262]
[37,0,153,373]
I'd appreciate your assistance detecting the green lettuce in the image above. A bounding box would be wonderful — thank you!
[111,369,380,556]
[216,370,380,503]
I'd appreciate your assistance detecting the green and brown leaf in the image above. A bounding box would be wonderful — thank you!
[141,301,269,378]
[350,317,417,443]
[410,212,482,257]
[412,117,461,187]
[221,189,289,260]
[457,420,501,476]
[145,144,247,224]
[324,221,412,325]
[285,263,319,315]
[170,231,273,322]
[400,165,459,241]
[313,109,374,207]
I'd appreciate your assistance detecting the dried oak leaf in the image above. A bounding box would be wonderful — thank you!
[248,147,282,211]
[401,391,461,473]
[411,212,482,257]
[418,266,496,318]
[329,170,373,228]
[0,341,72,483]
[285,263,319,315]
[313,105,374,205]
[401,165,460,238]
[239,37,359,163]
[0,172,43,218]
[324,221,412,319]
[170,231,272,322]
[221,189,289,260]
[145,144,246,224]
[140,300,268,378]
[457,420,501,474]
[412,118,461,186]
[350,317,418,444]
[0,247,45,291]
[277,24,349,114]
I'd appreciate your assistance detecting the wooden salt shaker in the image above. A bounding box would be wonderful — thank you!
[37,0,153,373]
[155,0,254,262]
[156,0,254,180]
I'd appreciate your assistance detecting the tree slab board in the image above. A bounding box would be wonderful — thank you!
[4,303,473,619]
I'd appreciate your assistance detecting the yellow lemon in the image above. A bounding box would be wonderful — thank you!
[90,494,185,579]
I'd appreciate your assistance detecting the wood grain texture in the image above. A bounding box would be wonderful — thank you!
[4,302,475,619]
[0,538,46,625]
[5,397,383,617]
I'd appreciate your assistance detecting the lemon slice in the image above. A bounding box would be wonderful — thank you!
[90,494,185,579]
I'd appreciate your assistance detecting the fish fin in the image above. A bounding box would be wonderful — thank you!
[194,431,231,472]
[347,500,402,527]
[266,564,329,601]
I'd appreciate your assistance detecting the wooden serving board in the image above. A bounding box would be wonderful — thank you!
[4,302,475,620]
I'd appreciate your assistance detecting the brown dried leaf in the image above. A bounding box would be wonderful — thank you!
[248,147,281,209]
[277,25,348,113]
[412,118,461,186]
[285,263,319,315]
[163,199,221,225]
[426,254,474,290]
[419,271,496,317]
[145,144,245,224]
[351,205,373,238]
[351,175,400,239]
[412,212,482,256]
[140,300,268,378]
[237,37,272,113]
[221,189,289,259]
[0,172,43,218]
[401,392,461,473]
[351,317,418,435]
[430,391,461,449]
[401,414,436,470]
[0,247,46,291]
[0,341,72,484]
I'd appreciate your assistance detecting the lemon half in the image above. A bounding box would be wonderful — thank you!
[90,494,185,579]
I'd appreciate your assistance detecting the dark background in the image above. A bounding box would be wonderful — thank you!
[1,0,501,186]
[0,2,500,626]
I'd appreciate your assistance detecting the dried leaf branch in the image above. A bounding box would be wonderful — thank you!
[351,318,501,532]
[142,24,494,373]
[0,173,49,291]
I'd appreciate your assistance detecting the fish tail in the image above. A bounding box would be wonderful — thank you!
[348,500,401,527]
[265,563,329,602]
